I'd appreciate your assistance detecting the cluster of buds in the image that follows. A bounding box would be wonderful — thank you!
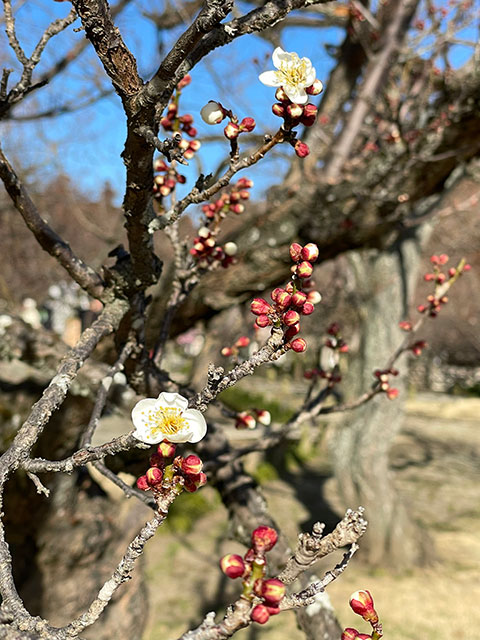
[136,441,207,494]
[325,322,349,353]
[271,83,322,157]
[417,254,471,318]
[221,336,250,358]
[200,100,256,141]
[189,226,237,269]
[250,242,322,353]
[342,590,383,640]
[235,409,271,430]
[374,368,399,400]
[220,526,286,624]
[304,367,342,385]
[153,158,186,199]
[190,178,253,268]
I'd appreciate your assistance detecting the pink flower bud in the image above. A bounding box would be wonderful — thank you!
[251,298,271,316]
[284,323,300,340]
[189,139,201,151]
[276,291,292,310]
[224,121,240,139]
[230,203,245,214]
[294,140,310,157]
[200,101,225,124]
[255,315,271,329]
[261,578,286,605]
[463,263,472,271]
[289,243,303,262]
[283,310,300,326]
[251,605,270,624]
[301,243,319,262]
[341,630,360,640]
[237,177,253,188]
[272,103,286,117]
[303,103,318,118]
[349,590,379,624]
[290,338,307,352]
[297,261,313,278]
[430,254,439,264]
[301,302,315,315]
[157,441,176,458]
[177,74,191,89]
[438,253,449,264]
[221,347,234,357]
[136,475,149,491]
[240,117,256,132]
[287,103,304,119]
[291,291,307,307]
[183,471,207,492]
[146,467,163,488]
[235,336,250,348]
[399,320,413,331]
[306,79,324,95]
[307,290,322,304]
[220,554,246,579]
[181,454,203,475]
[251,525,278,552]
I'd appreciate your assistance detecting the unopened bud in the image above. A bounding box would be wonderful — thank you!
[235,412,256,430]
[307,291,322,304]
[306,79,324,95]
[289,242,303,262]
[240,117,256,132]
[181,454,203,475]
[146,467,163,487]
[254,409,271,426]
[224,242,238,256]
[301,243,319,262]
[283,310,300,326]
[200,101,225,124]
[297,261,314,278]
[272,103,286,117]
[255,314,271,329]
[276,291,292,310]
[287,103,303,119]
[251,525,278,552]
[235,336,250,348]
[349,590,379,624]
[290,338,307,352]
[224,121,240,139]
[251,605,270,624]
[251,298,271,316]
[220,554,246,579]
[301,302,315,315]
[294,140,310,157]
[136,475,149,491]
[275,87,290,102]
[157,441,176,458]
[291,291,307,307]
[261,578,286,605]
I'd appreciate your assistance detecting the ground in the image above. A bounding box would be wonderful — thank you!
[112,391,480,640]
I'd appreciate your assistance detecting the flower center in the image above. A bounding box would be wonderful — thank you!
[146,406,188,437]
[276,55,307,88]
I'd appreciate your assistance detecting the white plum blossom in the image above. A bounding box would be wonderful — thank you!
[200,101,225,125]
[131,392,207,444]
[259,47,317,105]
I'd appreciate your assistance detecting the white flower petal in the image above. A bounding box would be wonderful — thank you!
[305,65,317,86]
[163,428,194,443]
[272,47,287,68]
[157,392,189,412]
[183,409,207,443]
[131,398,158,431]
[259,70,282,87]
[284,85,308,104]
[133,428,163,445]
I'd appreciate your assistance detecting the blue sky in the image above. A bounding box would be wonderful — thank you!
[0,0,477,206]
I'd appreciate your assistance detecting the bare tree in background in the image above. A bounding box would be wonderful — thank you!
[0,1,478,639]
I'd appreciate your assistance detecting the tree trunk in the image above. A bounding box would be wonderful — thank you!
[331,230,431,569]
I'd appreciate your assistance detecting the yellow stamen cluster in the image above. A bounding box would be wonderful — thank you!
[143,407,188,437]
[276,55,308,87]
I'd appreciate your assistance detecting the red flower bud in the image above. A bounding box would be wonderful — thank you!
[341,629,360,640]
[291,291,307,307]
[294,140,310,157]
[136,475,149,491]
[275,87,290,102]
[284,323,300,340]
[240,117,256,132]
[251,525,278,552]
[255,315,271,329]
[276,291,292,310]
[272,103,286,117]
[251,604,270,624]
[289,242,303,262]
[251,298,271,315]
[349,590,379,624]
[261,578,286,605]
[399,321,413,331]
[438,253,449,264]
[303,104,318,119]
[271,287,285,302]
[301,243,319,262]
[157,441,176,458]
[290,338,307,352]
[224,122,240,139]
[220,554,246,579]
[254,409,271,426]
[177,74,191,89]
[301,302,315,315]
[235,336,250,348]
[297,261,314,278]
[146,467,163,488]
[221,347,234,357]
[283,310,300,326]
[181,454,203,475]
[183,471,207,492]
[235,412,256,430]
